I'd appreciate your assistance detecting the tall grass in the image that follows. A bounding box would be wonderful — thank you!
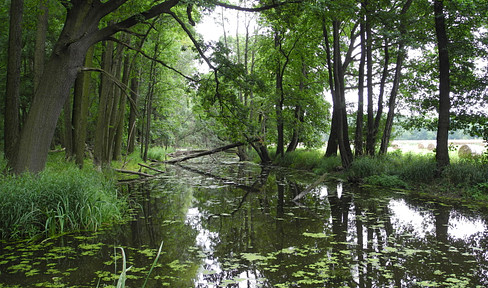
[147,146,174,161]
[0,156,126,239]
[273,149,342,174]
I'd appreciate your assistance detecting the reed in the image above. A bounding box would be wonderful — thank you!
[0,161,126,239]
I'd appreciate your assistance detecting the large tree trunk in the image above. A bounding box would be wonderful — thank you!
[434,0,451,169]
[12,45,89,174]
[4,0,23,162]
[73,46,94,168]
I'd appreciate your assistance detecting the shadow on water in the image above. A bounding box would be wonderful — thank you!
[1,158,488,287]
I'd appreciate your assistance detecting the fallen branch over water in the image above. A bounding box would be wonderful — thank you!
[138,163,165,174]
[115,169,153,178]
[292,173,329,201]
[164,138,259,164]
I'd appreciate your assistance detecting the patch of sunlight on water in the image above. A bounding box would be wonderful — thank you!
[389,199,486,239]
[314,182,343,199]
[389,199,435,238]
[449,211,486,239]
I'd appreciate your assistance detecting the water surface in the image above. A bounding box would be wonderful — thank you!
[1,160,487,287]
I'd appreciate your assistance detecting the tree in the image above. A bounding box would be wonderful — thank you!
[434,0,451,169]
[9,0,302,174]
[4,0,23,162]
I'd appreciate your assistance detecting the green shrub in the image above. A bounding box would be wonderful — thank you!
[347,156,388,179]
[396,153,437,183]
[0,165,126,239]
[275,150,324,170]
[364,174,408,188]
[442,161,488,187]
[313,156,342,174]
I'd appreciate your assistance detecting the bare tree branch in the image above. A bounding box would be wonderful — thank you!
[107,36,200,82]
[80,67,139,115]
[215,0,303,12]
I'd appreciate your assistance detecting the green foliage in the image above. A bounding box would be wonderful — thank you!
[347,156,390,180]
[147,146,174,161]
[274,150,325,171]
[442,160,488,187]
[363,174,408,188]
[0,160,126,239]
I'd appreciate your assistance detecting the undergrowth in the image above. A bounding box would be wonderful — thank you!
[0,153,126,239]
[273,149,488,202]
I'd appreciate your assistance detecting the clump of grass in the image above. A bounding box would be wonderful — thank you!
[395,153,437,184]
[442,160,488,187]
[0,162,126,239]
[364,174,408,188]
[147,146,174,161]
[313,156,342,174]
[275,150,324,170]
[347,156,389,180]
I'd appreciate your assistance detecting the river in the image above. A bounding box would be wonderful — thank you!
[1,159,487,287]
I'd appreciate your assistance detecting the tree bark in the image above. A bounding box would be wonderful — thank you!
[72,46,94,168]
[434,0,451,169]
[63,93,73,158]
[107,40,126,161]
[369,39,390,155]
[94,40,115,167]
[4,0,23,163]
[323,21,339,157]
[332,20,353,168]
[34,0,48,93]
[275,30,285,158]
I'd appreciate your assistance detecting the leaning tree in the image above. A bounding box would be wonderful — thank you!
[8,0,295,174]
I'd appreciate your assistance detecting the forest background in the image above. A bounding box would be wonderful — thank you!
[0,1,486,180]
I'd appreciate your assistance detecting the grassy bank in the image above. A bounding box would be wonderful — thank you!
[0,153,127,240]
[275,149,488,202]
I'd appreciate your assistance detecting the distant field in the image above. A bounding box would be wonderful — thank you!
[392,139,486,154]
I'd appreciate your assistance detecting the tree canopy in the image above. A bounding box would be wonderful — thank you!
[0,0,486,174]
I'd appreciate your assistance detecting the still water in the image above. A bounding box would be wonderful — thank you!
[1,160,488,287]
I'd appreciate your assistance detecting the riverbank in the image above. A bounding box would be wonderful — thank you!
[273,148,488,205]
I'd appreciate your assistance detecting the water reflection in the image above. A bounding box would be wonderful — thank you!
[1,160,488,287]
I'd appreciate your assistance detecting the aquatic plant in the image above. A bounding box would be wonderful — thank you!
[112,241,164,288]
[0,164,126,239]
